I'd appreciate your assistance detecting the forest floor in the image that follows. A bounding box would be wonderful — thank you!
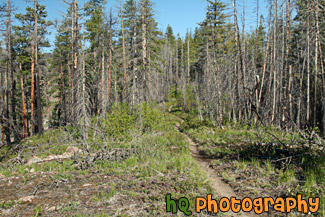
[175,110,324,217]
[176,120,255,217]
[0,107,324,216]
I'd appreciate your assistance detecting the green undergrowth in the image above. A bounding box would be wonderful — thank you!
[0,103,166,164]
[0,103,213,216]
[178,112,324,216]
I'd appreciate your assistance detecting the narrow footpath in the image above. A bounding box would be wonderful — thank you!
[176,120,255,217]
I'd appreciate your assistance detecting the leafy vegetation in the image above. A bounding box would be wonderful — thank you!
[178,112,325,216]
[0,104,213,216]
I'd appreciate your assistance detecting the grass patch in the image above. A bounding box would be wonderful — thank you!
[0,200,15,209]
[179,112,325,216]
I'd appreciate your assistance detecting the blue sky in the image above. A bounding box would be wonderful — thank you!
[12,0,269,51]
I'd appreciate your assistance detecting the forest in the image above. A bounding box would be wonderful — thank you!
[0,0,324,216]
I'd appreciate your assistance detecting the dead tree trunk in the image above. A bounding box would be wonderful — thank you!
[81,24,88,141]
[142,9,148,101]
[4,0,11,144]
[306,0,310,124]
[257,3,272,114]
[132,5,137,107]
[271,0,277,124]
[101,26,106,117]
[20,63,28,139]
[30,32,35,136]
[60,62,67,124]
[284,0,291,128]
[315,0,325,135]
[121,0,128,102]
[108,9,113,108]
[242,0,247,119]
[232,0,248,118]
[314,18,318,127]
[253,0,259,122]
[71,0,78,122]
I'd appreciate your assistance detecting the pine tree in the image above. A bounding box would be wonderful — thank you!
[84,0,106,115]
[51,2,74,126]
[13,1,52,138]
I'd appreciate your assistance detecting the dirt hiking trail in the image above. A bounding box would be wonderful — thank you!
[176,120,255,217]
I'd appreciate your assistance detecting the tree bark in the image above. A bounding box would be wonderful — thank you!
[82,24,87,141]
[314,20,318,127]
[253,0,259,122]
[142,9,148,101]
[101,25,106,116]
[60,63,67,124]
[315,0,325,135]
[121,0,128,102]
[31,34,35,136]
[242,0,247,119]
[284,0,291,128]
[257,3,272,114]
[72,0,78,121]
[35,0,43,138]
[4,0,11,145]
[132,5,137,107]
[306,0,310,123]
[108,9,113,108]
[20,64,28,139]
[175,40,178,104]
[232,0,248,118]
[271,0,277,123]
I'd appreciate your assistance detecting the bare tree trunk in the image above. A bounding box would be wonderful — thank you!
[206,41,211,118]
[148,48,153,101]
[60,63,67,124]
[181,41,186,111]
[232,0,248,118]
[175,40,178,106]
[271,0,277,123]
[108,9,113,109]
[257,3,272,114]
[0,42,3,144]
[82,33,87,140]
[284,0,291,128]
[132,5,137,107]
[187,31,190,80]
[253,0,259,122]
[35,0,43,138]
[314,20,318,127]
[71,0,74,121]
[20,64,28,139]
[142,9,148,101]
[185,32,190,110]
[306,0,310,124]
[121,0,127,102]
[30,34,35,136]
[242,0,247,119]
[101,27,106,116]
[280,2,285,124]
[297,49,306,128]
[72,0,78,121]
[289,65,293,128]
[4,0,11,144]
[315,0,325,135]
[233,42,238,121]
